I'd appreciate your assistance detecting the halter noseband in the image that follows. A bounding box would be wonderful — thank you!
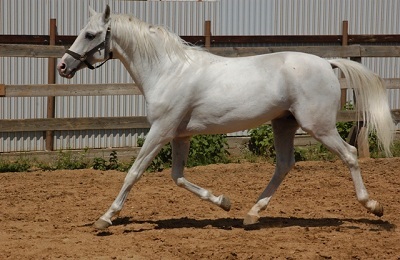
[65,26,113,70]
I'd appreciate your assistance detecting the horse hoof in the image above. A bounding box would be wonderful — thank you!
[220,196,231,211]
[371,202,384,217]
[243,214,259,226]
[94,218,112,230]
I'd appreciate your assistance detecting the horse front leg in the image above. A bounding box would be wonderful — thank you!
[94,126,172,229]
[171,137,231,211]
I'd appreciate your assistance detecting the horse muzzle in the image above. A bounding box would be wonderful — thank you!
[57,59,80,79]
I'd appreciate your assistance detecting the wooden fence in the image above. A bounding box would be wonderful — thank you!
[1,20,400,156]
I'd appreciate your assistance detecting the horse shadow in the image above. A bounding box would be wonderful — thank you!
[98,215,395,235]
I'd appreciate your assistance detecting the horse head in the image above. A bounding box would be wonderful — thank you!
[57,5,112,78]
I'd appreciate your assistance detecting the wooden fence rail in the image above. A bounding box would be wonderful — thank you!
[1,111,399,133]
[1,79,400,96]
[2,33,400,46]
[0,83,142,97]
[0,117,150,132]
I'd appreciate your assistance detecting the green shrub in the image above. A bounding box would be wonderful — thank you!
[38,149,89,170]
[188,134,230,167]
[248,124,275,161]
[0,157,30,173]
[294,144,336,162]
[92,150,134,172]
[391,140,400,157]
[56,150,89,170]
[137,134,230,172]
[337,102,355,140]
[336,121,355,141]
[92,157,108,171]
[93,150,119,170]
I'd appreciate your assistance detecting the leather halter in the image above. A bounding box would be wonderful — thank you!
[65,27,113,70]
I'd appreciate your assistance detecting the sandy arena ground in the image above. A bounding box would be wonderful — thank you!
[1,158,399,259]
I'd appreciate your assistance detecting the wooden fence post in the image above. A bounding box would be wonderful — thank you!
[342,21,370,158]
[0,84,5,96]
[46,18,57,151]
[204,20,211,48]
[341,20,348,109]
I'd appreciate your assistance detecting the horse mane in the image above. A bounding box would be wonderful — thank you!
[111,14,202,63]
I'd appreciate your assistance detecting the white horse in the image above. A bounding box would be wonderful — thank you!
[57,6,395,229]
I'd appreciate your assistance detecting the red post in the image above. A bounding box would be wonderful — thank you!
[204,20,211,48]
[0,84,5,97]
[340,20,348,109]
[46,18,57,151]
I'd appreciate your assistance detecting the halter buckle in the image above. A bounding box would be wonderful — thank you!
[79,55,87,62]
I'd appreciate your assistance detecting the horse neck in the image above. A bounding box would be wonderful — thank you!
[111,19,188,95]
[113,42,155,88]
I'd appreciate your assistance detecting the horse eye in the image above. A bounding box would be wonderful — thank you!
[85,32,96,40]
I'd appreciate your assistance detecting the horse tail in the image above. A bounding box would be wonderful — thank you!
[328,58,395,157]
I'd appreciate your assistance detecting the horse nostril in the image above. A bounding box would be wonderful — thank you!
[58,62,66,71]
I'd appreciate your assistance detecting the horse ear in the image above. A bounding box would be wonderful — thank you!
[89,6,97,16]
[103,5,111,23]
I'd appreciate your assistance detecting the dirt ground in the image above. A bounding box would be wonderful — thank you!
[1,158,399,259]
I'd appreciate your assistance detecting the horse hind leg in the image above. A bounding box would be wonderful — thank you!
[309,128,383,217]
[244,116,299,225]
[171,137,231,211]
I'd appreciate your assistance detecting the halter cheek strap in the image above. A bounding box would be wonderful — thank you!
[66,27,113,70]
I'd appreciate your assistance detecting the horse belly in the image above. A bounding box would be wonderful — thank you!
[181,103,288,136]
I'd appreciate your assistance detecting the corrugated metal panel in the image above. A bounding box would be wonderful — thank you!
[272,0,400,35]
[218,0,274,35]
[0,132,45,152]
[1,0,399,151]
[363,57,400,110]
